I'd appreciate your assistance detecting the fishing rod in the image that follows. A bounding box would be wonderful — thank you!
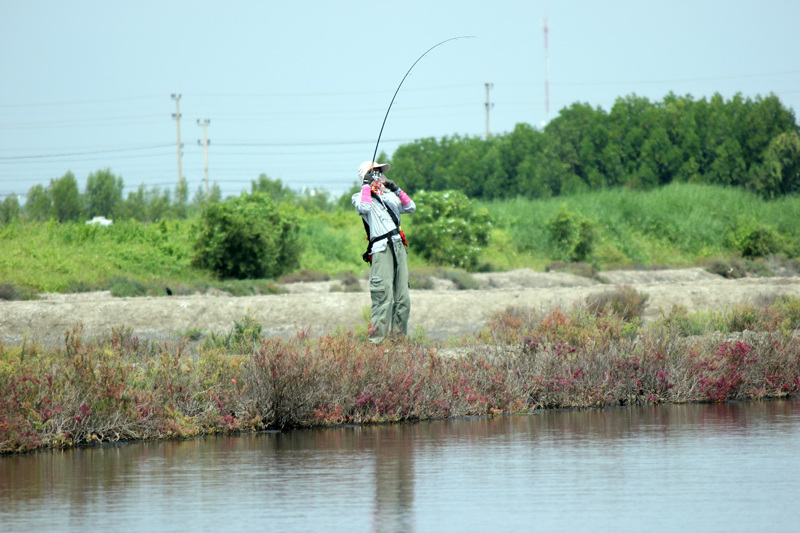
[369,35,475,177]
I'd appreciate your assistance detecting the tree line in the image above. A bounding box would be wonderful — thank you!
[0,171,339,225]
[389,92,800,199]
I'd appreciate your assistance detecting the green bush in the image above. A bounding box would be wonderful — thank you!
[733,218,782,258]
[408,190,491,271]
[657,305,711,336]
[192,193,302,280]
[547,204,596,263]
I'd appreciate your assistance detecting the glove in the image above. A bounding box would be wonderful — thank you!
[383,178,399,192]
[362,169,380,186]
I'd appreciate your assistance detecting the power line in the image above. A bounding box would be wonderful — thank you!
[0,94,166,109]
[0,144,174,161]
[213,138,408,147]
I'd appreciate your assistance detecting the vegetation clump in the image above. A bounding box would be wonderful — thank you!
[408,190,491,271]
[2,296,798,455]
[192,192,301,280]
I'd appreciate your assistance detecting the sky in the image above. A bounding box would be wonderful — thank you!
[1,0,799,203]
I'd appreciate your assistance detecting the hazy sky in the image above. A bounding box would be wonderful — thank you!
[2,0,798,201]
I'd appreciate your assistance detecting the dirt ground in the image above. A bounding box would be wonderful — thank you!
[3,268,800,346]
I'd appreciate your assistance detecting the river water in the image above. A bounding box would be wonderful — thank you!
[2,399,799,532]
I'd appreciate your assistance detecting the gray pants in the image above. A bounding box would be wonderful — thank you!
[368,238,410,343]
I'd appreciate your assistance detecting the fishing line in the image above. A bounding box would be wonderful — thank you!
[369,36,475,172]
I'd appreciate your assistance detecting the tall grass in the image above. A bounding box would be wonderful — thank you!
[481,183,800,268]
[295,210,365,274]
[0,219,207,293]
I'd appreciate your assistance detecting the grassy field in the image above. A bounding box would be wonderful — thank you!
[1,183,799,297]
[478,183,800,270]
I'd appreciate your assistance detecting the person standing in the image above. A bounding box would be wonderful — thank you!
[352,160,416,343]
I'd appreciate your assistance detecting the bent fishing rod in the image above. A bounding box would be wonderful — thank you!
[369,35,475,178]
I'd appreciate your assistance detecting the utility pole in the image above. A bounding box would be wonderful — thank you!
[171,93,183,188]
[484,82,494,138]
[197,119,210,197]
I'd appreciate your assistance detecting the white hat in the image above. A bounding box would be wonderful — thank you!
[358,160,391,181]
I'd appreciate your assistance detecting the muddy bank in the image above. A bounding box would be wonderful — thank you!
[3,268,800,345]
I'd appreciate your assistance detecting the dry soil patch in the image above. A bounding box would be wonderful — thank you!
[2,268,800,345]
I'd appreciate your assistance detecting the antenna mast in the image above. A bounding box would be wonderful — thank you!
[543,17,550,124]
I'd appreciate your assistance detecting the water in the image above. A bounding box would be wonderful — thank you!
[2,399,799,532]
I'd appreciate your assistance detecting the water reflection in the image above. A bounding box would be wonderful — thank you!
[1,399,799,532]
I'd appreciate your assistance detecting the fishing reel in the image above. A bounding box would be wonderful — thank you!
[369,170,383,182]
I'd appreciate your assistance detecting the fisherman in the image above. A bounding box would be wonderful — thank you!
[352,161,416,344]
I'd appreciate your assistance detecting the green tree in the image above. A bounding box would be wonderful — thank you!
[408,190,491,271]
[50,172,82,222]
[84,168,123,218]
[608,94,654,181]
[502,123,543,173]
[516,154,551,199]
[296,188,333,213]
[383,91,799,201]
[25,184,52,221]
[173,180,189,219]
[147,187,172,222]
[0,194,21,224]
[192,192,302,279]
[251,174,297,203]
[547,204,596,262]
[116,184,148,221]
[545,102,606,187]
[192,183,223,205]
[479,144,510,199]
[750,131,800,197]
[708,137,747,186]
[738,93,798,172]
[663,93,703,182]
[450,136,490,198]
[516,137,571,198]
[389,136,457,193]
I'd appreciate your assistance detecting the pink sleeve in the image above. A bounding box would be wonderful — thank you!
[360,185,372,203]
[397,189,411,206]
